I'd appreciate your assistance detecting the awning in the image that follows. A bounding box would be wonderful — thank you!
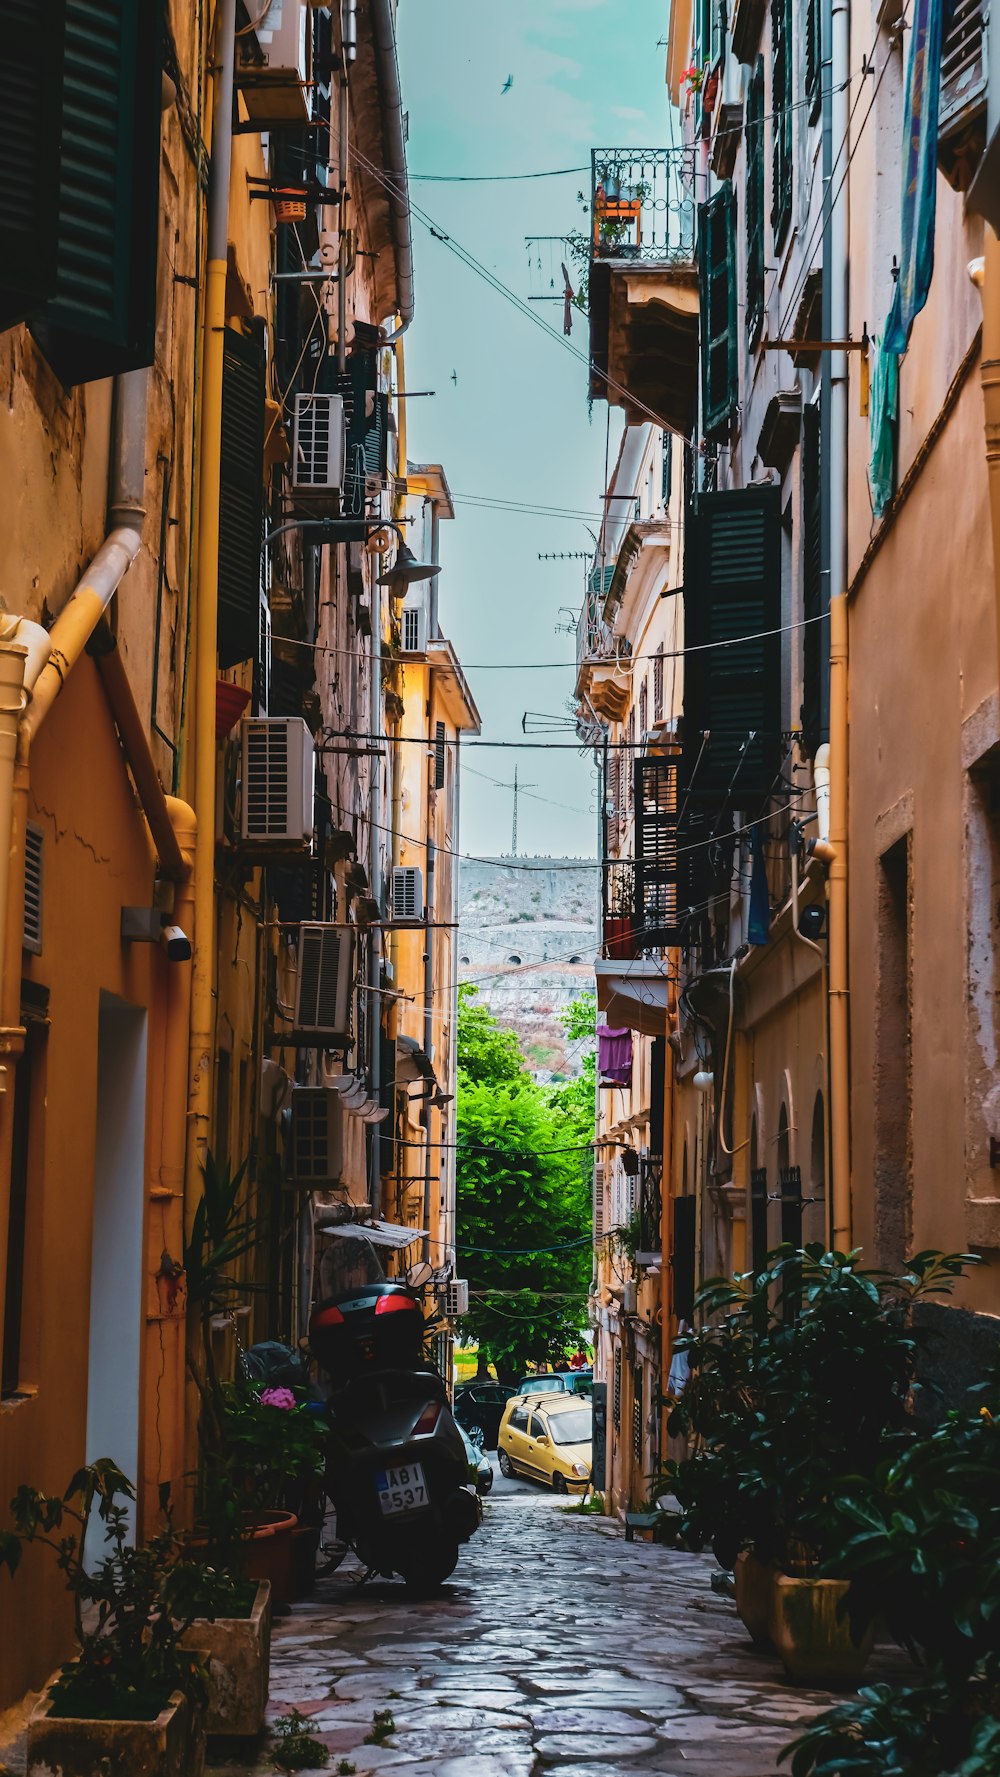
[396,1034,438,1088]
[314,1216,427,1250]
[596,959,672,1036]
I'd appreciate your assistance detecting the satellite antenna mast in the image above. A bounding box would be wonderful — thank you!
[510,765,537,857]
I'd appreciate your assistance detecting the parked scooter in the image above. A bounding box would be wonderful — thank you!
[309,1240,480,1593]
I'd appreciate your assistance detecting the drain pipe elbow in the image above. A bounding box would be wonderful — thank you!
[813,743,831,844]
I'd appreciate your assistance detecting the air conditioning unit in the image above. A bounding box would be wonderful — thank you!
[439,1279,469,1319]
[400,602,428,654]
[237,0,311,125]
[292,393,347,496]
[391,866,424,921]
[622,1279,638,1316]
[241,718,315,847]
[288,1088,344,1184]
[294,923,353,1044]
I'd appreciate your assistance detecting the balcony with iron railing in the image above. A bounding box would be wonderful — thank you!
[587,147,700,435]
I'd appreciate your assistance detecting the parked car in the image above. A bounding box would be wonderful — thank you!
[513,1374,571,1398]
[453,1382,517,1449]
[497,1394,593,1492]
[459,1426,493,1495]
[556,1368,593,1396]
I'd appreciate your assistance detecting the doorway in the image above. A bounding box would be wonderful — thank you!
[86,992,148,1553]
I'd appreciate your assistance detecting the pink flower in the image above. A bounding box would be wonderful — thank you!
[260,1387,296,1411]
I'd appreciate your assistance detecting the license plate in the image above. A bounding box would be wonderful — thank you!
[375,1463,429,1516]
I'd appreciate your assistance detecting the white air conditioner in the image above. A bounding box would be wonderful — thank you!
[391,866,424,921]
[292,393,347,494]
[622,1279,638,1316]
[288,1087,344,1184]
[241,718,315,847]
[439,1279,469,1319]
[237,0,311,125]
[400,601,428,654]
[294,923,353,1044]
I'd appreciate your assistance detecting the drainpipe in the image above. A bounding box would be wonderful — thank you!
[336,0,352,373]
[369,0,414,340]
[823,0,852,1253]
[422,838,435,1266]
[368,587,383,1213]
[0,368,147,1343]
[979,237,1000,671]
[186,0,236,1233]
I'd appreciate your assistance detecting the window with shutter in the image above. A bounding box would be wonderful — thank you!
[30,0,164,385]
[337,351,387,518]
[746,58,765,343]
[672,1195,696,1323]
[617,738,627,847]
[682,487,783,808]
[218,325,266,670]
[805,0,822,119]
[801,403,823,756]
[0,1,66,331]
[627,712,635,806]
[639,678,648,739]
[653,645,665,721]
[612,1346,622,1432]
[698,185,737,440]
[661,432,673,507]
[434,721,446,791]
[593,1162,607,1241]
[771,0,793,247]
[634,756,680,946]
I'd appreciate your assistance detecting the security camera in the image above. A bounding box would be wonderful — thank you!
[160,923,192,963]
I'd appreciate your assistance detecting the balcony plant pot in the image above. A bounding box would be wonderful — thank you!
[241,1508,297,1607]
[604,916,637,960]
[771,1574,875,1689]
[734,1549,775,1646]
[180,1578,272,1739]
[28,1678,204,1777]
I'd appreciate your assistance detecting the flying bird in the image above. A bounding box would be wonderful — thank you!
[450,369,458,386]
[501,74,513,94]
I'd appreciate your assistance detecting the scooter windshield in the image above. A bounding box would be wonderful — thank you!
[318,1234,387,1300]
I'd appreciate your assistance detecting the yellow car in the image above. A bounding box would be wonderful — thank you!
[497,1392,593,1492]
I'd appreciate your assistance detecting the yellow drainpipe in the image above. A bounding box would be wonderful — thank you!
[979,236,1000,668]
[826,591,851,1251]
[185,0,236,1234]
[387,331,407,1047]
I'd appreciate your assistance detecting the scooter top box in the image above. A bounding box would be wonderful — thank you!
[310,1282,426,1378]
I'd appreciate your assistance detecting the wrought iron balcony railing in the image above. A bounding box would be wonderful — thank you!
[590,147,697,266]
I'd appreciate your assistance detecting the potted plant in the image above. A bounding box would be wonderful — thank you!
[0,1460,211,1777]
[658,1246,979,1684]
[211,1380,327,1605]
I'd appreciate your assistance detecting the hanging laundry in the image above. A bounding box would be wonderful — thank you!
[870,340,899,518]
[884,0,945,352]
[748,825,771,946]
[598,1025,633,1086]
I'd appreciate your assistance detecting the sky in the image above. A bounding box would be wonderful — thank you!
[395,0,673,860]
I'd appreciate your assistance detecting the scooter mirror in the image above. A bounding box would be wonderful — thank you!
[406,1260,433,1288]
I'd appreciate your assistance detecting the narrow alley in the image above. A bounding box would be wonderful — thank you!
[209,1473,905,1777]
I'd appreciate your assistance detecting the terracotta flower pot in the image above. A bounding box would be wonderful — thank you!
[28,1679,203,1777]
[241,1509,297,1607]
[771,1574,875,1688]
[734,1550,775,1646]
[180,1579,271,1739]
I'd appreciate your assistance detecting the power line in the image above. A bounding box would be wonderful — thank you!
[411,165,589,182]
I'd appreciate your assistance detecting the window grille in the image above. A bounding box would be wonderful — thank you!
[632,1362,644,1463]
[434,721,446,790]
[654,645,665,721]
[613,1345,622,1433]
[639,678,648,738]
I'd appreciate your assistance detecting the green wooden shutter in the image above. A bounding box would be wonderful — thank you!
[30,0,163,385]
[682,486,783,808]
[0,0,66,331]
[218,325,266,670]
[746,59,765,343]
[805,0,822,118]
[698,185,737,439]
[800,403,823,756]
[672,1196,697,1323]
[771,0,793,246]
[633,755,680,946]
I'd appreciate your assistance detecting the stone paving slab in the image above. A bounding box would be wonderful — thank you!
[201,1484,911,1777]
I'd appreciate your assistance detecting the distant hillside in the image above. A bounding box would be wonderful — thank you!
[457,857,598,1081]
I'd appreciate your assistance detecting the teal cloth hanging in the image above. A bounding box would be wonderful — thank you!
[748,826,771,946]
[884,0,944,351]
[870,340,899,518]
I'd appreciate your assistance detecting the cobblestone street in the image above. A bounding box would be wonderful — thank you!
[207,1466,907,1777]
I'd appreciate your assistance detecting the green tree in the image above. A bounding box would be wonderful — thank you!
[456,987,593,1380]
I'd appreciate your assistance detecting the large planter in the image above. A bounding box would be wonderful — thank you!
[734,1550,775,1646]
[28,1680,203,1777]
[242,1509,297,1607]
[771,1574,875,1688]
[180,1578,272,1738]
